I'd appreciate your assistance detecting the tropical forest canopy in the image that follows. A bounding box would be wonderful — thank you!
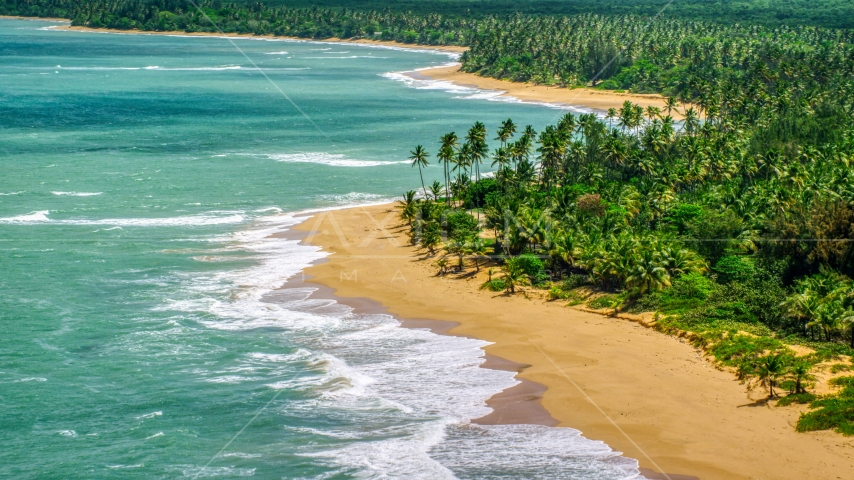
[231,0,854,30]
[5,0,854,29]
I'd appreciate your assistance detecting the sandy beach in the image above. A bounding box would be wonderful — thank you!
[413,64,686,118]
[293,203,854,480]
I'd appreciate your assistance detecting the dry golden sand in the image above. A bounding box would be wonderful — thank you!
[414,64,686,119]
[293,203,854,480]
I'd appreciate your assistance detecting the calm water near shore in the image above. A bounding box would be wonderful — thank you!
[0,18,638,478]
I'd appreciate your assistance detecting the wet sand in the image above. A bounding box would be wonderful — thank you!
[267,226,558,429]
[291,203,854,480]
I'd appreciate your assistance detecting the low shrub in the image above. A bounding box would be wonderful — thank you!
[588,294,621,310]
[547,286,584,303]
[632,272,718,314]
[713,255,755,283]
[796,376,854,435]
[480,279,506,292]
[561,273,590,290]
[517,253,549,284]
[831,364,854,374]
[777,392,817,406]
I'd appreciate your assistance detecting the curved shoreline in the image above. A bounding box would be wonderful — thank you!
[411,64,686,119]
[269,225,559,429]
[292,202,854,480]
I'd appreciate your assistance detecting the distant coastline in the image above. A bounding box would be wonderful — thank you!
[15,18,678,116]
[0,14,69,22]
[50,23,466,54]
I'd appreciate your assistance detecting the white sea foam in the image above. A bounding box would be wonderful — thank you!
[144,432,165,440]
[136,411,162,420]
[0,210,51,223]
[254,206,283,214]
[144,65,240,71]
[302,55,388,59]
[191,255,241,263]
[152,206,639,478]
[0,211,245,226]
[262,51,289,55]
[73,214,244,227]
[50,65,310,72]
[314,192,390,207]
[57,430,77,437]
[383,68,600,115]
[56,66,142,71]
[0,191,25,195]
[219,453,263,459]
[51,191,103,196]
[182,466,256,477]
[265,152,408,167]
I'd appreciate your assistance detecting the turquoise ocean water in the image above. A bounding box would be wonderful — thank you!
[0,19,640,479]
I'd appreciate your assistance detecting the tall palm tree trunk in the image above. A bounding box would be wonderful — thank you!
[419,166,427,199]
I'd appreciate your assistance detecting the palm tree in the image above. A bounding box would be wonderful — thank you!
[438,132,458,205]
[466,122,489,218]
[645,105,661,124]
[788,361,815,394]
[625,248,671,294]
[467,237,489,272]
[496,118,516,147]
[409,145,430,198]
[421,221,442,254]
[664,97,679,116]
[429,181,443,201]
[445,239,466,272]
[756,354,788,398]
[435,257,448,276]
[397,190,417,224]
[841,309,854,348]
[618,100,633,133]
[501,257,530,294]
[683,107,699,135]
[606,108,618,130]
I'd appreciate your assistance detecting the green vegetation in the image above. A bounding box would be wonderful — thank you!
[395,75,854,434]
[797,376,854,435]
[8,1,854,30]
[249,1,854,29]
[462,15,854,104]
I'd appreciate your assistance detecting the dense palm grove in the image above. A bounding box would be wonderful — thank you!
[7,0,854,29]
[398,96,854,434]
[462,15,854,97]
[2,0,477,43]
[7,0,854,435]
